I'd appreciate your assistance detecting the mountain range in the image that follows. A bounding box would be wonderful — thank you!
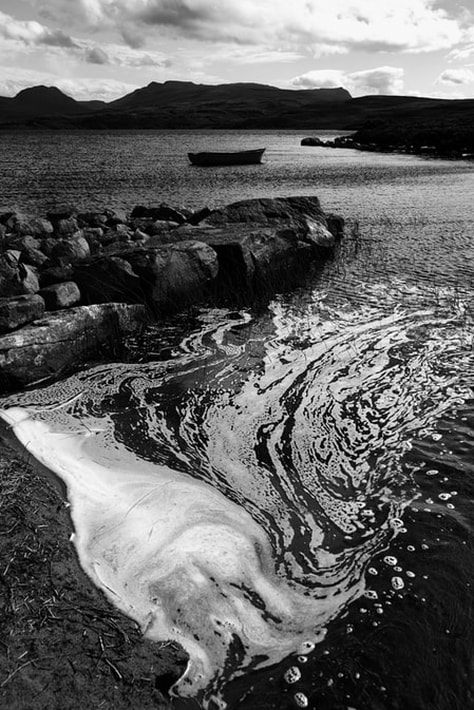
[0,82,473,147]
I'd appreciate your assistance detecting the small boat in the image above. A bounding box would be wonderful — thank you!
[188,148,265,167]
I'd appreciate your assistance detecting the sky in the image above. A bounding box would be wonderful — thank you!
[1,0,474,102]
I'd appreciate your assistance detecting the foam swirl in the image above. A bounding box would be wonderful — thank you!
[1,292,470,706]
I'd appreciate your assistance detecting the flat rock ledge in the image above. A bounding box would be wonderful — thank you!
[0,195,344,392]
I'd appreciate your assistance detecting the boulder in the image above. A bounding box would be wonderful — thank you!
[19,245,49,269]
[0,211,16,226]
[51,235,91,263]
[187,206,212,225]
[130,204,187,224]
[77,211,108,228]
[5,235,41,251]
[54,217,80,237]
[305,219,336,248]
[82,227,104,254]
[40,237,58,258]
[129,218,177,237]
[10,215,53,237]
[0,252,39,296]
[126,241,218,309]
[0,294,45,334]
[301,137,325,146]
[104,208,128,226]
[0,303,146,392]
[46,204,76,221]
[204,196,329,233]
[74,257,144,304]
[39,281,81,310]
[194,225,312,297]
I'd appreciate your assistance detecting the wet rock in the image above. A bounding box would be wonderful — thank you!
[326,214,345,239]
[130,204,187,224]
[39,281,81,310]
[127,240,218,310]
[5,235,41,251]
[301,136,325,146]
[305,219,336,248]
[0,303,146,392]
[187,206,212,225]
[74,256,144,304]
[0,294,45,334]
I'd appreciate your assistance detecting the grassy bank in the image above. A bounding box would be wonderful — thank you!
[0,441,187,710]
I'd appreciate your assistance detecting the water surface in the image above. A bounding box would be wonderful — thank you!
[1,131,474,709]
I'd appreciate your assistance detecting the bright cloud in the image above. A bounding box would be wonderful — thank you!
[293,66,405,96]
[0,10,77,47]
[74,0,462,54]
[436,68,474,85]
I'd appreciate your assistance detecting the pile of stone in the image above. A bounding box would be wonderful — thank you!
[0,196,344,392]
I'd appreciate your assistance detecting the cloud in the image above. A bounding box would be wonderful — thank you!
[78,0,463,55]
[76,39,170,67]
[292,66,405,96]
[436,68,474,85]
[120,25,146,49]
[0,10,77,48]
[85,46,109,64]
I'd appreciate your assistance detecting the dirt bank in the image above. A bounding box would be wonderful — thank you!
[0,441,187,710]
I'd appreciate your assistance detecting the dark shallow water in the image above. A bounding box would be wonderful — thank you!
[2,131,474,709]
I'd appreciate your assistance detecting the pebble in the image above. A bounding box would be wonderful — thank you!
[294,692,309,708]
[284,666,302,684]
[391,576,405,591]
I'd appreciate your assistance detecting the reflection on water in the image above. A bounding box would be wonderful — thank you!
[2,277,472,708]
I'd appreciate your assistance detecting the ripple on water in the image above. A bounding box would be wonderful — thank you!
[1,285,472,707]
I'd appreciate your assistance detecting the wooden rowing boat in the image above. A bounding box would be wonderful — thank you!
[188,148,266,167]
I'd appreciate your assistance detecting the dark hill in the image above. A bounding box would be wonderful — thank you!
[1,82,474,151]
[0,81,352,129]
[0,86,93,119]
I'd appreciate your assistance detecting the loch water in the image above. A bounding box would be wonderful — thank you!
[2,130,474,710]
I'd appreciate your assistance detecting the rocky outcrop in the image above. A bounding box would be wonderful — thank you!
[301,137,325,146]
[0,294,45,334]
[0,303,146,392]
[126,240,219,310]
[0,195,344,391]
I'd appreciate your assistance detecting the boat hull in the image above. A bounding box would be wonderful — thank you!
[188,148,265,167]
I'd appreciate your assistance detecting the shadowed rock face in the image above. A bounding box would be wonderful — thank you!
[0,303,146,392]
[0,196,343,391]
[0,294,45,334]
